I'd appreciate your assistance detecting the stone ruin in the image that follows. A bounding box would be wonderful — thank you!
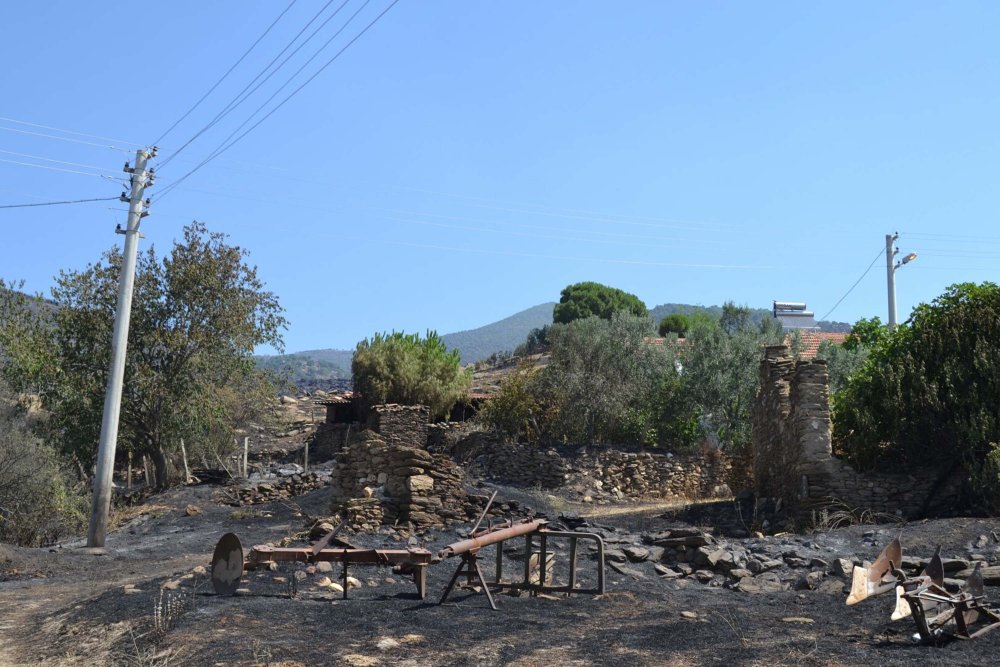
[329,405,484,530]
[751,345,964,520]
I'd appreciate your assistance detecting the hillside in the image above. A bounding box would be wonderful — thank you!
[441,302,555,363]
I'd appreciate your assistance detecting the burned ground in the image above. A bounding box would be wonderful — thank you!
[0,481,998,667]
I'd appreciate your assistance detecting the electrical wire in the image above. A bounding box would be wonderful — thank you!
[0,148,111,173]
[157,0,400,201]
[0,125,131,152]
[819,247,884,321]
[0,157,118,180]
[158,0,343,167]
[0,196,119,210]
[154,0,300,146]
[0,116,139,147]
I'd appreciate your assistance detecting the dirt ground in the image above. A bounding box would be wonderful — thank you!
[1,480,999,667]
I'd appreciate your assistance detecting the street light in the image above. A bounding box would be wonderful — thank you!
[886,234,917,330]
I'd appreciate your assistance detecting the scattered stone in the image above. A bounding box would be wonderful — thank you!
[781,617,814,624]
[831,558,854,578]
[680,610,698,619]
[160,580,181,590]
[183,504,201,517]
[654,564,682,578]
[623,545,650,562]
[694,569,714,583]
[316,561,333,573]
[346,576,363,589]
[192,565,207,576]
[737,574,784,594]
[375,637,400,651]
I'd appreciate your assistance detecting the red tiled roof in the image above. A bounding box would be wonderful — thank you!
[788,331,848,359]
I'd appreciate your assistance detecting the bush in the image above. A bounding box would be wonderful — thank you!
[658,313,689,338]
[834,283,1000,511]
[552,282,647,325]
[352,330,471,419]
[0,386,86,546]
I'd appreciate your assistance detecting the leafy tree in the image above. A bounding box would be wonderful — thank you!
[843,316,888,351]
[552,281,647,325]
[514,325,551,356]
[477,361,549,443]
[815,337,869,395]
[0,222,286,487]
[679,312,783,451]
[833,283,1000,510]
[719,301,752,335]
[351,330,471,419]
[532,313,674,445]
[658,313,690,338]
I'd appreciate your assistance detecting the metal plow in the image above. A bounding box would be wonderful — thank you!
[845,537,1000,643]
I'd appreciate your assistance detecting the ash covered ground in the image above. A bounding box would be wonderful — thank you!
[1,477,998,667]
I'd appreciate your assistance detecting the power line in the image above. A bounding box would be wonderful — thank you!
[0,157,118,180]
[159,0,343,168]
[0,196,119,210]
[0,125,131,152]
[819,247,884,321]
[157,0,400,201]
[0,148,111,173]
[154,0,300,146]
[0,116,139,147]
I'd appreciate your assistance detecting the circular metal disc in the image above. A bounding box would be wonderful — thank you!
[211,532,244,596]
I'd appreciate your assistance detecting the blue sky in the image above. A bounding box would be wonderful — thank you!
[1,1,999,353]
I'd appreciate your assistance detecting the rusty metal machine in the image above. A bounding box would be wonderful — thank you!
[845,537,1000,642]
[211,493,606,610]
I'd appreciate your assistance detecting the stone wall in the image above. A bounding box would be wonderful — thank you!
[329,430,476,529]
[444,432,734,501]
[751,345,963,519]
[368,404,429,447]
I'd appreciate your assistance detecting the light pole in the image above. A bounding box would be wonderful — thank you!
[885,232,917,331]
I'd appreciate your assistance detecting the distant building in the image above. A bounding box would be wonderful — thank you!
[772,301,819,330]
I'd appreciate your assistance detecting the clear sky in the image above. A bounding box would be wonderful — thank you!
[1,1,998,353]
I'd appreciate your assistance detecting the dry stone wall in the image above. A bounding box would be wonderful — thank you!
[751,345,963,519]
[329,431,476,529]
[445,432,734,501]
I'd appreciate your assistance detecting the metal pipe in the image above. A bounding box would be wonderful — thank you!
[438,519,546,559]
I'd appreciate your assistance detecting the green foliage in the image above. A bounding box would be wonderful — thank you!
[815,337,869,395]
[351,330,471,419]
[476,361,548,443]
[0,222,286,487]
[529,313,680,446]
[514,325,551,356]
[833,283,1000,510]
[552,282,647,325]
[0,382,87,546]
[719,301,753,335]
[680,313,783,451]
[657,313,690,338]
[843,316,887,351]
[255,353,347,382]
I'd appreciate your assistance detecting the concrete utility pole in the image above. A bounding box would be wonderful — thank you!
[87,147,155,547]
[885,233,899,330]
[885,232,917,331]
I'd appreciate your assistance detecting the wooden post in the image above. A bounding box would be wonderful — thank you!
[304,439,309,473]
[243,436,249,479]
[180,438,191,484]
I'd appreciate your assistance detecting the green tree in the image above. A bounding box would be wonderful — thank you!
[834,283,1000,510]
[533,313,675,445]
[658,313,690,338]
[552,281,647,325]
[351,330,471,419]
[0,222,287,487]
[718,301,752,335]
[679,313,782,451]
[815,337,869,395]
[843,316,888,351]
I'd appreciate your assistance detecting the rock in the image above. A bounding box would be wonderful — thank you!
[784,557,810,568]
[329,581,344,593]
[623,546,650,563]
[341,656,379,667]
[183,504,201,517]
[831,558,854,578]
[694,569,715,583]
[795,571,825,590]
[817,579,846,595]
[654,564,682,578]
[310,522,336,539]
[294,571,307,581]
[680,611,699,619]
[737,573,785,594]
[160,580,181,590]
[316,561,334,573]
[316,576,333,588]
[376,637,400,651]
[605,549,628,564]
[707,548,735,572]
[728,568,753,581]
[192,565,207,576]
[781,617,814,624]
[346,576,363,589]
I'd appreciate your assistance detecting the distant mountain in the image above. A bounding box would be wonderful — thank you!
[255,302,556,385]
[441,302,555,364]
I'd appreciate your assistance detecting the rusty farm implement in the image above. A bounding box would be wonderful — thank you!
[846,537,1000,642]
